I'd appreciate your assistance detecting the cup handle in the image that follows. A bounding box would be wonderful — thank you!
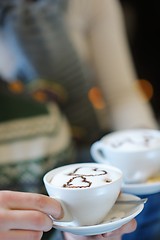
[49,198,78,226]
[90,141,111,165]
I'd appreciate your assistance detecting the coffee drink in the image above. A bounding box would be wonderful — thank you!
[50,165,113,188]
[91,129,160,183]
[104,130,160,151]
[43,163,122,226]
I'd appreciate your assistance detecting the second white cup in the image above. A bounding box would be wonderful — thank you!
[91,129,160,184]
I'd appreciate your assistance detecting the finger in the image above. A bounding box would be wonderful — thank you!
[0,209,53,232]
[64,219,137,240]
[103,219,137,237]
[0,191,63,219]
[0,230,43,240]
[106,236,121,240]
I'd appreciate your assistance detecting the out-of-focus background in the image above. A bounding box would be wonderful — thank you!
[120,0,160,122]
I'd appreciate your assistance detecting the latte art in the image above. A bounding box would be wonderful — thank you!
[68,167,108,177]
[63,176,92,188]
[105,131,160,151]
[50,166,112,188]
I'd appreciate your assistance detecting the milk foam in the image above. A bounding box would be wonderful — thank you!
[50,166,114,188]
[105,130,160,151]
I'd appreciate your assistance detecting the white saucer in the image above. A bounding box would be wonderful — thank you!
[52,193,144,236]
[122,180,160,195]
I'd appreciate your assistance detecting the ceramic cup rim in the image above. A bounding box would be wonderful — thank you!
[43,163,123,192]
[99,129,160,153]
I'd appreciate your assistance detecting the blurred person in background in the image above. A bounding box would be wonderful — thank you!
[120,0,160,123]
[0,0,159,239]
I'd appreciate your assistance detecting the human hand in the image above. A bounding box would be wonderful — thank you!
[63,219,137,240]
[0,190,63,240]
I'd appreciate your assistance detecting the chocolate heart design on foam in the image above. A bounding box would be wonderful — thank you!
[63,176,91,188]
[110,134,155,149]
[68,167,108,177]
[61,167,112,189]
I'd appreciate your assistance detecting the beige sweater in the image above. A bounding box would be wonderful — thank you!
[0,0,158,131]
[64,0,158,130]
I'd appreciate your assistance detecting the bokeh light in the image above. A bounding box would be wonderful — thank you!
[8,80,24,93]
[88,87,106,109]
[135,79,154,101]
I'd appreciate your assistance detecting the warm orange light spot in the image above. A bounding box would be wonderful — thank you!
[8,81,24,93]
[33,91,47,102]
[136,79,154,101]
[35,79,68,103]
[88,87,106,109]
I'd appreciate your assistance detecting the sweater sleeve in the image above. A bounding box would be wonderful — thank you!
[85,0,159,130]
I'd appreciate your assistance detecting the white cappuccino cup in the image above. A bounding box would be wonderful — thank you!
[43,163,122,226]
[90,129,160,184]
